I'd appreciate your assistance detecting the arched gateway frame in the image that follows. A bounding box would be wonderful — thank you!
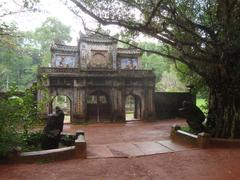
[50,95,72,124]
[38,33,155,123]
[125,94,142,121]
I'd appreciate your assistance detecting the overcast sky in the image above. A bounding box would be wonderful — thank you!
[3,0,91,44]
[2,0,152,45]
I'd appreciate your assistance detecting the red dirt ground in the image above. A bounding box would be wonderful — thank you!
[63,119,184,144]
[1,119,240,180]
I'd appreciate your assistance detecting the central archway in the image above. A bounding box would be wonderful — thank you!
[125,94,141,121]
[86,90,111,122]
[51,95,71,124]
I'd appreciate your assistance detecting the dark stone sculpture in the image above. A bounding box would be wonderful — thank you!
[179,101,206,133]
[206,112,216,130]
[202,111,217,135]
[41,106,64,150]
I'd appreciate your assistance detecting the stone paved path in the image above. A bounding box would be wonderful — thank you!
[87,139,198,158]
[63,119,198,158]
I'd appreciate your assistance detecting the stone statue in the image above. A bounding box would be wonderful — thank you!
[178,101,206,133]
[203,111,217,135]
[41,106,64,150]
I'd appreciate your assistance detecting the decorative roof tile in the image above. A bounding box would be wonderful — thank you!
[79,33,117,44]
[117,48,142,55]
[51,43,78,52]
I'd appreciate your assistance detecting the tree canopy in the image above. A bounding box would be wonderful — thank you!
[69,0,240,138]
[0,17,71,90]
[29,17,72,66]
[0,0,40,38]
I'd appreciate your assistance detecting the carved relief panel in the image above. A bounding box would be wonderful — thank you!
[88,50,111,68]
[110,45,117,69]
[54,55,76,68]
[80,43,88,68]
[118,57,138,69]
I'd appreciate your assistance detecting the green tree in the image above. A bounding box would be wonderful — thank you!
[0,0,40,40]
[175,62,209,97]
[0,85,36,156]
[140,42,171,81]
[140,42,186,91]
[0,24,35,90]
[32,17,72,66]
[0,17,72,90]
[70,0,240,138]
[0,0,40,90]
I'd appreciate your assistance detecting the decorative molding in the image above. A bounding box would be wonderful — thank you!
[51,44,78,53]
[117,48,142,55]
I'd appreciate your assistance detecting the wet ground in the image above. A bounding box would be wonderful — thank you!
[63,119,184,144]
[1,119,240,180]
[64,119,196,158]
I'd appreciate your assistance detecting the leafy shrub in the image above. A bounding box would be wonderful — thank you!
[0,96,22,156]
[60,135,75,146]
[0,85,43,157]
[20,131,43,152]
[0,132,20,156]
[180,125,197,134]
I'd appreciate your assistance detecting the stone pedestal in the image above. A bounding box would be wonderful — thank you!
[197,132,210,148]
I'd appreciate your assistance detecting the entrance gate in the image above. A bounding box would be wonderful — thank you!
[87,91,111,121]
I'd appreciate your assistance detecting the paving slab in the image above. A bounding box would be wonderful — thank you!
[87,145,114,158]
[86,140,196,159]
[133,141,173,155]
[107,143,144,157]
[157,140,198,151]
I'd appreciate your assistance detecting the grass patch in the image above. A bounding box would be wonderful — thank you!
[180,125,197,134]
[196,98,208,115]
[196,98,207,107]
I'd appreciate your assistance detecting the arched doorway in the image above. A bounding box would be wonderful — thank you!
[51,95,71,124]
[86,91,111,122]
[125,95,141,121]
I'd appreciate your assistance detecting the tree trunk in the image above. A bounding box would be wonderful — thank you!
[209,84,240,138]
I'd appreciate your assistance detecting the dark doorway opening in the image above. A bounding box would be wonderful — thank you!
[87,91,111,122]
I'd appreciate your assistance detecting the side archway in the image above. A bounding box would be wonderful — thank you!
[51,95,72,124]
[125,94,142,121]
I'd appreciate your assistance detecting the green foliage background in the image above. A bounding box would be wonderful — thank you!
[0,4,210,155]
[0,14,72,157]
[0,86,36,156]
[0,17,71,91]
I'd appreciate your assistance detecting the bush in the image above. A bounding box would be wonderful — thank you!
[0,132,20,156]
[60,135,75,146]
[20,131,43,152]
[0,85,42,157]
[0,97,22,156]
[180,125,197,134]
